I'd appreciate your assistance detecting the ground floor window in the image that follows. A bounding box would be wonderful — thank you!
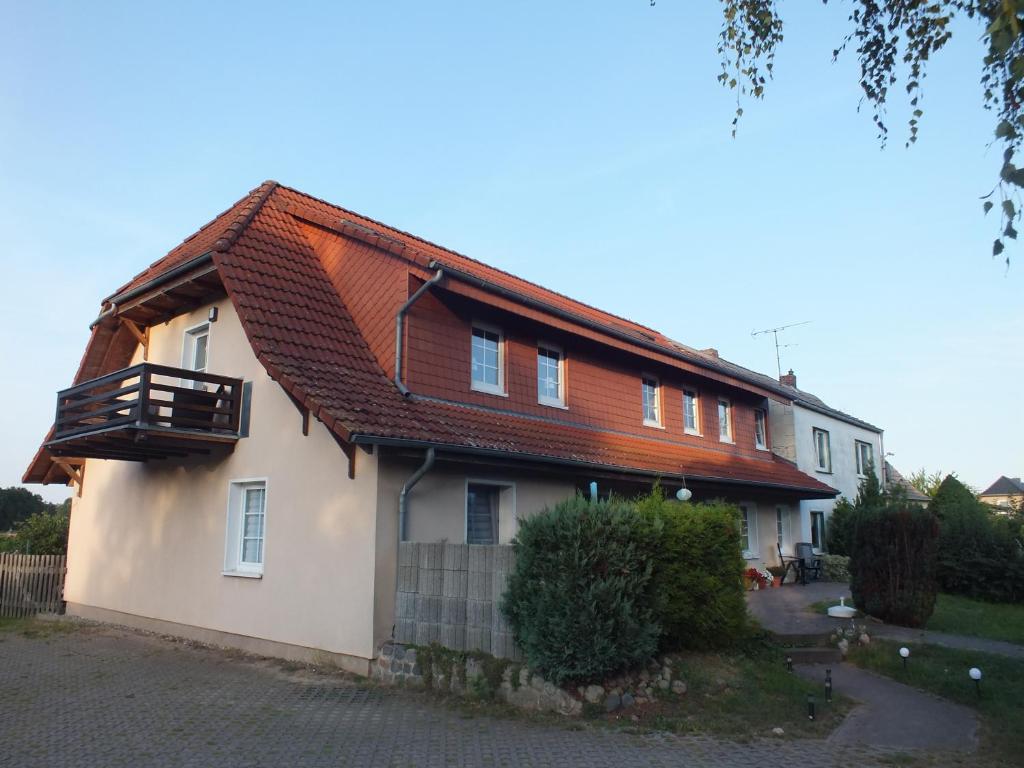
[466,483,500,545]
[810,511,825,550]
[224,479,267,576]
[739,503,757,558]
[776,506,786,546]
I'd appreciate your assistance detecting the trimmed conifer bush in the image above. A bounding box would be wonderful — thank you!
[501,495,661,685]
[850,503,939,627]
[635,489,747,650]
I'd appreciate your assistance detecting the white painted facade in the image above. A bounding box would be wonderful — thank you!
[768,400,884,553]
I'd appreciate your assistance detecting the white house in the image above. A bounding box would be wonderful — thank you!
[765,370,884,552]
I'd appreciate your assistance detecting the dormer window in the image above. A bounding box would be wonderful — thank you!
[471,323,505,395]
[683,390,700,435]
[537,343,565,407]
[754,408,768,449]
[718,398,733,442]
[642,375,662,427]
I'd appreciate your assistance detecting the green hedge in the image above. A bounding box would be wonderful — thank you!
[501,496,661,685]
[635,490,747,650]
[850,503,939,627]
[820,554,851,583]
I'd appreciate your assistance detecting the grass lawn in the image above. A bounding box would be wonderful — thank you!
[810,593,1024,646]
[926,594,1024,646]
[848,640,1024,764]
[581,648,851,740]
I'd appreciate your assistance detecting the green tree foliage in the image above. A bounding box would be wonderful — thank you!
[717,1,1024,265]
[0,487,68,531]
[635,489,748,650]
[850,502,940,627]
[931,475,1024,602]
[502,496,662,685]
[908,468,945,498]
[826,462,884,556]
[1,511,71,555]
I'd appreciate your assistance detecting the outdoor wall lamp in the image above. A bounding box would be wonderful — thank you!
[899,646,910,669]
[969,667,982,697]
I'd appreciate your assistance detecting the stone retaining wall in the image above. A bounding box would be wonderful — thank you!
[394,542,521,660]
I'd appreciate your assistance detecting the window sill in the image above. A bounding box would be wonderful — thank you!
[719,437,734,445]
[642,420,665,430]
[743,552,758,560]
[684,429,702,437]
[222,570,263,579]
[815,469,833,475]
[755,445,770,452]
[539,399,568,410]
[471,384,508,398]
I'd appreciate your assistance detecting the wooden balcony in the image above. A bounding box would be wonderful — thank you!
[45,363,244,462]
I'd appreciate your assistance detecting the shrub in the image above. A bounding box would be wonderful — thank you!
[931,475,1024,603]
[820,554,851,583]
[825,498,857,556]
[635,490,748,650]
[3,511,69,555]
[501,495,661,685]
[850,503,939,627]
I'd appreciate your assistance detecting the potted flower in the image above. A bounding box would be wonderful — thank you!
[743,567,770,590]
[767,565,787,587]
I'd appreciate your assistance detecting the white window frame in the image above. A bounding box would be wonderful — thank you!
[754,408,768,450]
[182,321,211,389]
[641,374,663,428]
[464,479,516,545]
[810,510,825,552]
[718,397,733,443]
[776,506,787,547]
[855,440,874,477]
[813,428,832,473]
[470,322,506,396]
[223,478,268,578]
[536,342,566,408]
[739,502,758,559]
[682,389,701,435]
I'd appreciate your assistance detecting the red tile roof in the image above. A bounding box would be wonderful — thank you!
[26,181,836,497]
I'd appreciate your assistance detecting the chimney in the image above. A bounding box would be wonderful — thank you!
[780,369,797,388]
[702,348,719,358]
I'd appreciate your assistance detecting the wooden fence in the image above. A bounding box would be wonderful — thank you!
[395,542,521,660]
[0,553,67,618]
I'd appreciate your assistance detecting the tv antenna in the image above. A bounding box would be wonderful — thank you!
[751,321,811,379]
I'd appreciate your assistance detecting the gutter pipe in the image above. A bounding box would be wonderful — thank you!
[394,268,444,396]
[88,303,118,330]
[398,447,435,543]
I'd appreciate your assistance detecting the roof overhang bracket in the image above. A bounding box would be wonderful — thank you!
[53,460,85,497]
[120,318,149,361]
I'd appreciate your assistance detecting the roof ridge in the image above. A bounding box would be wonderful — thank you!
[212,180,279,252]
[275,182,662,336]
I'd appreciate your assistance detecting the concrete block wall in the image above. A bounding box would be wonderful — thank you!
[395,542,522,660]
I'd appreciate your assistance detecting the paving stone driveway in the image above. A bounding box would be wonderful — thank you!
[0,624,967,767]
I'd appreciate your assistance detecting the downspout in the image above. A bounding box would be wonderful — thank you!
[398,447,435,542]
[394,269,444,396]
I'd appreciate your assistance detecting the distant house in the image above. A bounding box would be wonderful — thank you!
[979,476,1024,512]
[883,461,930,506]
[23,181,836,672]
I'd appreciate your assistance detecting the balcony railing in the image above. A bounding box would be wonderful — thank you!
[46,363,244,462]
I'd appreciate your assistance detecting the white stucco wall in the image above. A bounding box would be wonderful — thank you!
[65,298,383,665]
[769,400,884,550]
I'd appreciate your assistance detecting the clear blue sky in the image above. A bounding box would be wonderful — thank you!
[1,1,1020,502]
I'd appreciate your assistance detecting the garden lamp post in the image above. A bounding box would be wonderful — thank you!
[825,668,832,702]
[786,655,793,672]
[807,693,816,721]
[899,646,910,670]
[969,667,982,697]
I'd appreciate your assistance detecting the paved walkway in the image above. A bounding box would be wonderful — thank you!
[0,624,960,768]
[794,664,977,752]
[747,582,1024,659]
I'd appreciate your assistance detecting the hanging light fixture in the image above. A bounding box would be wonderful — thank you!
[675,474,692,502]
